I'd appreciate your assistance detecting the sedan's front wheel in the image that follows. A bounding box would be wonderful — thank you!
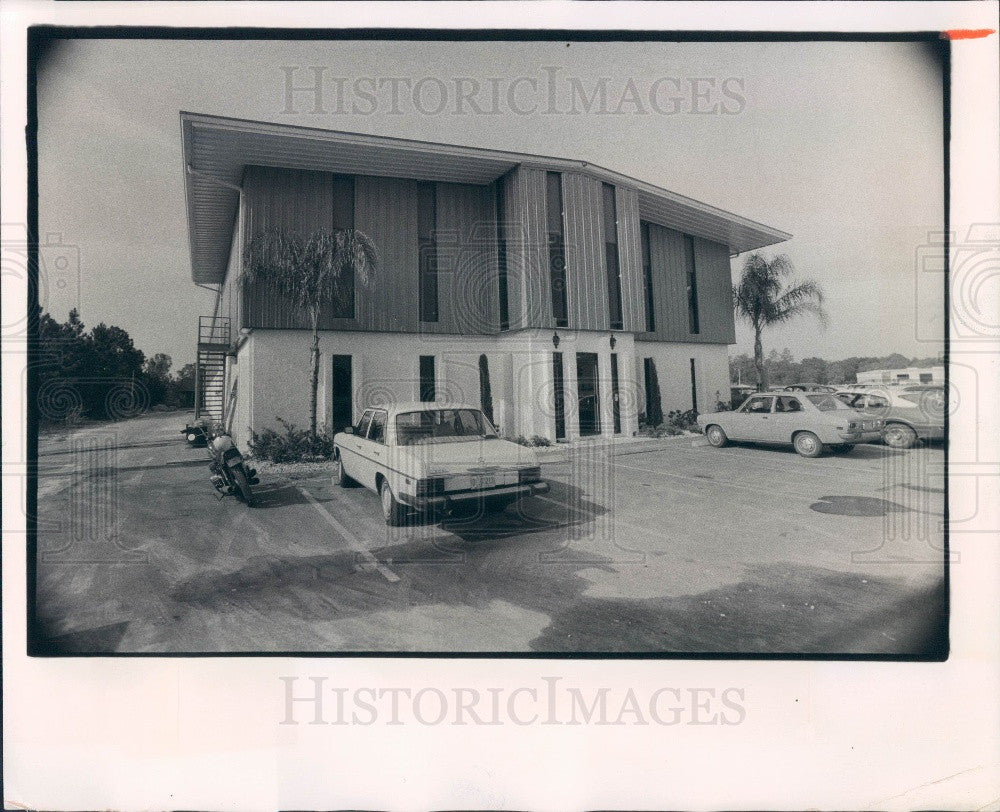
[793,431,823,458]
[705,425,729,448]
[335,450,359,487]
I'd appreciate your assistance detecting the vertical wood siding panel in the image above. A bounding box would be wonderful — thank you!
[519,167,551,329]
[562,173,582,327]
[243,165,335,330]
[616,186,644,333]
[500,170,524,331]
[589,177,610,329]
[645,223,687,342]
[432,182,495,335]
[354,175,419,333]
[638,224,733,345]
[562,172,608,331]
[695,237,736,344]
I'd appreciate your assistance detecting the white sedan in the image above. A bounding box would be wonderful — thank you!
[333,402,550,525]
[697,391,884,457]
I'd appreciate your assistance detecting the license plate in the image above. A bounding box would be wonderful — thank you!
[471,474,496,489]
[863,421,876,430]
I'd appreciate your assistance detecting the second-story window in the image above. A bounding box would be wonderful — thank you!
[684,234,700,335]
[640,221,656,332]
[496,183,510,331]
[546,171,568,328]
[331,175,355,319]
[603,183,623,330]
[418,181,438,323]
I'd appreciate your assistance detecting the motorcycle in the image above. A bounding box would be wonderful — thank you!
[207,427,260,507]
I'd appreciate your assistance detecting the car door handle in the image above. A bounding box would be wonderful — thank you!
[372,450,381,456]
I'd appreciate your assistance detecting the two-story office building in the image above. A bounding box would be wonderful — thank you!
[181,112,790,447]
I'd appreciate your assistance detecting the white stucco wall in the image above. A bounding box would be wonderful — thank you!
[634,341,731,419]
[238,328,715,444]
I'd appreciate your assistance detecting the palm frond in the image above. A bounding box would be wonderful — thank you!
[243,226,379,313]
[732,252,826,330]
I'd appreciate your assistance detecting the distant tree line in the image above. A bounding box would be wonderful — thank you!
[36,308,195,423]
[729,349,943,389]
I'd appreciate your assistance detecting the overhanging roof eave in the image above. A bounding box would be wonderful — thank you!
[181,111,792,283]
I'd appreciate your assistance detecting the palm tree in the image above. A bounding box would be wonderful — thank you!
[733,253,826,390]
[244,227,378,440]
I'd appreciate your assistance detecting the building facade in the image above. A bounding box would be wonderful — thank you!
[181,113,790,447]
[856,366,944,386]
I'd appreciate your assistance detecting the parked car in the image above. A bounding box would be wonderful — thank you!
[834,387,946,448]
[778,383,838,393]
[730,384,755,409]
[697,391,884,457]
[333,402,550,525]
[180,418,211,447]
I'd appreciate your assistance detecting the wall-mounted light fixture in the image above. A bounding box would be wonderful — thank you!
[552,332,560,349]
[609,333,616,350]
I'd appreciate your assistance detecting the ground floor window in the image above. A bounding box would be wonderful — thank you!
[419,355,435,402]
[331,354,353,433]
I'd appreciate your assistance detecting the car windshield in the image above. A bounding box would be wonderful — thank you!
[806,394,849,411]
[395,408,499,446]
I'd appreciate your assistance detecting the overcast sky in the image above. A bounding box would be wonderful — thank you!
[37,37,945,368]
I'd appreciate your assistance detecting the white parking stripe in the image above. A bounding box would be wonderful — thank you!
[297,486,400,583]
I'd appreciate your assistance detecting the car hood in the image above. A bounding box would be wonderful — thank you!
[396,438,539,476]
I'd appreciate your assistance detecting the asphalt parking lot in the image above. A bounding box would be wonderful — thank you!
[33,411,946,655]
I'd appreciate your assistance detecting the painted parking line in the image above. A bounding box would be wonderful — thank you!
[297,485,400,583]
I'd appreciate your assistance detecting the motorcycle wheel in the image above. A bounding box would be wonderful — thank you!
[232,467,256,507]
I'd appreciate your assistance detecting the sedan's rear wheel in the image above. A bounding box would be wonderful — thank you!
[705,425,729,448]
[379,479,406,526]
[883,423,918,449]
[793,431,823,458]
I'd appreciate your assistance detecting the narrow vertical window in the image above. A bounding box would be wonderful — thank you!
[640,221,655,332]
[331,175,356,318]
[419,355,436,402]
[546,172,568,328]
[602,183,623,331]
[610,353,621,434]
[689,357,698,412]
[495,183,510,331]
[552,352,566,440]
[643,357,662,426]
[418,182,438,323]
[684,234,700,335]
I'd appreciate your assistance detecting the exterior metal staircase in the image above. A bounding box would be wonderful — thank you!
[195,316,230,422]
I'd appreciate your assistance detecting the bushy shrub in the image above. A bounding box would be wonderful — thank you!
[248,418,334,462]
[637,408,699,437]
[666,409,699,430]
[512,434,553,447]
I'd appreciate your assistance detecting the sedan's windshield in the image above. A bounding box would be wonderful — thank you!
[395,408,499,446]
[806,394,849,411]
